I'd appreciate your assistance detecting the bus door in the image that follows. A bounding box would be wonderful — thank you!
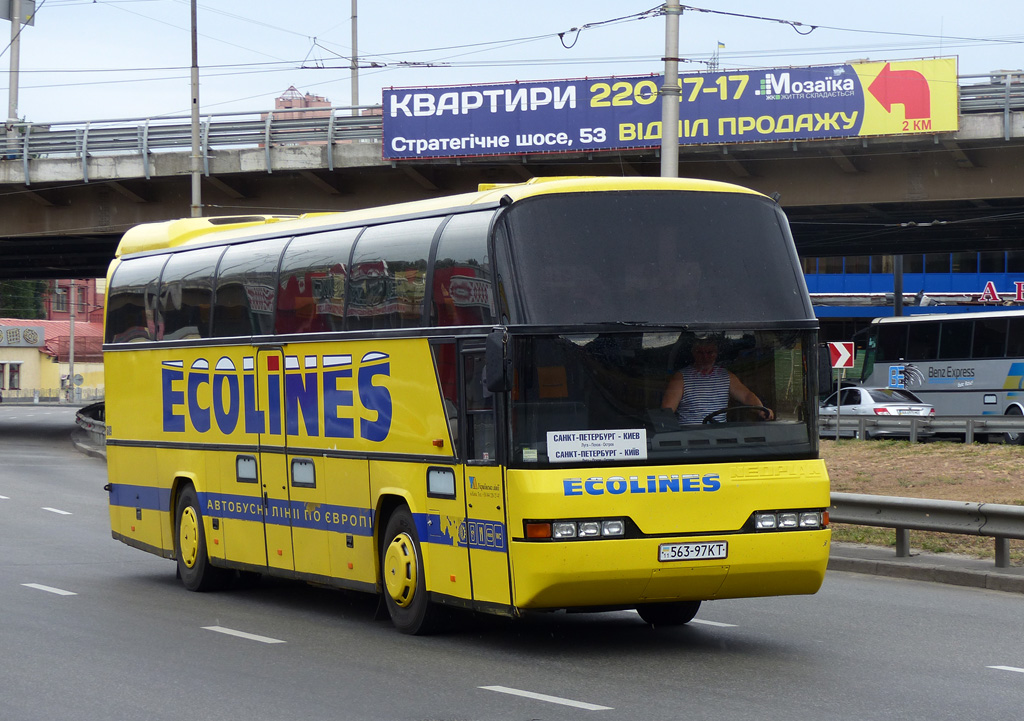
[255,348,294,573]
[460,346,511,608]
[281,350,330,579]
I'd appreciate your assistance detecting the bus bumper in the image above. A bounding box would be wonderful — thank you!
[509,529,830,610]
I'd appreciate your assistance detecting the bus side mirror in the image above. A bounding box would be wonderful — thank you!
[817,344,833,397]
[485,329,512,393]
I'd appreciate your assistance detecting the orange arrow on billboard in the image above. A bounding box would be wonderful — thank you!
[868,62,931,119]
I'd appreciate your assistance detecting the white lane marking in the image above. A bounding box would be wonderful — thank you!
[202,626,285,644]
[0,495,9,500]
[480,686,612,711]
[42,507,73,515]
[988,666,1024,674]
[22,583,77,596]
[691,619,738,628]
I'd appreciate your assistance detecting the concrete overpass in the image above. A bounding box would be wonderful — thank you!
[1,78,1023,280]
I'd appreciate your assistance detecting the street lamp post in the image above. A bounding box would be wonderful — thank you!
[6,0,22,151]
[189,0,202,218]
[351,0,359,116]
[659,0,681,178]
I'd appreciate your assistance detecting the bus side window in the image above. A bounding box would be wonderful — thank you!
[1008,317,1024,358]
[159,246,224,340]
[463,352,495,462]
[430,211,496,327]
[212,238,289,338]
[432,341,460,453]
[347,218,441,330]
[276,228,359,334]
[105,255,167,343]
[907,322,938,361]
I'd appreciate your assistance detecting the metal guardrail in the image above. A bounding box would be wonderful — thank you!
[819,414,1024,443]
[1,72,1023,183]
[75,401,106,452]
[831,492,1024,568]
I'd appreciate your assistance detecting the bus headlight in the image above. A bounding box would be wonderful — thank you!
[753,510,827,531]
[779,512,799,528]
[601,520,625,537]
[552,522,577,539]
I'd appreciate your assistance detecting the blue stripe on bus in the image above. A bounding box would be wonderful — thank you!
[201,493,375,537]
[109,485,507,552]
[108,484,172,512]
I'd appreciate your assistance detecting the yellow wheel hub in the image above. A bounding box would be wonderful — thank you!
[383,532,417,608]
[179,506,199,569]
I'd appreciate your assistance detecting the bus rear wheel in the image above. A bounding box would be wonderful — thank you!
[380,506,441,635]
[1004,406,1024,445]
[175,484,226,591]
[636,600,701,627]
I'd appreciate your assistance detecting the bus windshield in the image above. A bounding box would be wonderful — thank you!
[509,329,816,466]
[498,190,812,325]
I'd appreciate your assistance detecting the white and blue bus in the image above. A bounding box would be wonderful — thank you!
[857,310,1024,441]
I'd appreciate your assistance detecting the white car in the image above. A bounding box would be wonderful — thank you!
[819,387,935,438]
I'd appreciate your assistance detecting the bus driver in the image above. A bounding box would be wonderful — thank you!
[661,337,774,425]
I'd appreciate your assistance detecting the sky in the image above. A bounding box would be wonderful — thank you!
[2,0,1023,124]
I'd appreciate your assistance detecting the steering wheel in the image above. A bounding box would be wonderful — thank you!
[702,405,772,424]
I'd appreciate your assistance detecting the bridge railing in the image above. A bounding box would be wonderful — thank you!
[2,106,384,183]
[830,492,1024,568]
[958,71,1024,112]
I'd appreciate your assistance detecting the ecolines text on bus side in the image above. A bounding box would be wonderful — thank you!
[160,351,392,440]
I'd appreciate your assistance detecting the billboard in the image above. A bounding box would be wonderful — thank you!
[383,57,958,160]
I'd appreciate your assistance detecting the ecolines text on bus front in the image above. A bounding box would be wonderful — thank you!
[160,351,392,440]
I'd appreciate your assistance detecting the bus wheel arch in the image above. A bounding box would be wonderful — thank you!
[378,503,441,635]
[174,480,226,591]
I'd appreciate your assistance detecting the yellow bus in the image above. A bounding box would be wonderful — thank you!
[104,176,830,634]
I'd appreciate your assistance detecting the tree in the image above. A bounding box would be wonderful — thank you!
[0,280,46,319]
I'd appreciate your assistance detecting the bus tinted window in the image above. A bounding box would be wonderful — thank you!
[907,322,938,360]
[105,254,167,343]
[431,212,496,327]
[1008,317,1024,357]
[972,318,1008,358]
[500,191,811,325]
[276,228,360,334]
[347,218,441,330]
[938,319,972,360]
[211,238,289,337]
[875,324,907,361]
[158,246,224,340]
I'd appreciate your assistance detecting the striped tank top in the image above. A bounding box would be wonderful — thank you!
[675,366,731,425]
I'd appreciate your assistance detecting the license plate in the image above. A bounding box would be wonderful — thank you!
[658,541,728,562]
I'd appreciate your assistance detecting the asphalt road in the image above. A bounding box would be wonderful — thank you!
[2,405,1022,720]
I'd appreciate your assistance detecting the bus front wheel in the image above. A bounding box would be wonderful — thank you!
[380,506,441,635]
[636,600,701,627]
[175,484,226,591]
